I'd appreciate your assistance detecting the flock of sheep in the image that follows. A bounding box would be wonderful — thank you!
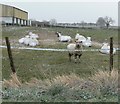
[18,31,116,63]
[18,32,39,47]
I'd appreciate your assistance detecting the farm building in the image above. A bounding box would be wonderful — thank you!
[0,4,28,26]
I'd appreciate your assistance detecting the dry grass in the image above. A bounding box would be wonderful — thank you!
[89,69,118,96]
[2,69,118,102]
[3,69,118,92]
[3,73,21,88]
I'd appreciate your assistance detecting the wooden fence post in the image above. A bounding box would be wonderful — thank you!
[5,37,16,73]
[110,37,113,72]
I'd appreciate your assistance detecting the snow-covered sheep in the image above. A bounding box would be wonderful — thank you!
[100,42,116,54]
[83,37,92,47]
[67,41,83,63]
[56,32,72,42]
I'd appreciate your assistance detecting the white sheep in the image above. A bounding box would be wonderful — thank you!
[23,36,30,46]
[75,33,86,43]
[29,32,39,39]
[29,38,39,47]
[67,41,83,63]
[18,32,39,47]
[18,38,25,44]
[56,32,72,42]
[83,37,92,47]
[100,42,116,54]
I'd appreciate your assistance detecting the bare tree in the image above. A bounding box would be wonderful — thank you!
[49,19,57,26]
[96,16,114,29]
[104,16,114,29]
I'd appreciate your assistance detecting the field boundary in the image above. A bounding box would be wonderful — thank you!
[0,45,119,52]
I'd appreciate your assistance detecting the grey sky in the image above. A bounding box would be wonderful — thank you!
[1,2,118,25]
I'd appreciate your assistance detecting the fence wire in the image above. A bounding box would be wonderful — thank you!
[0,45,119,52]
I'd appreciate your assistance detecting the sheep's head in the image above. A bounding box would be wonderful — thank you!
[102,42,108,46]
[87,37,91,40]
[75,40,82,48]
[29,32,33,35]
[55,32,61,37]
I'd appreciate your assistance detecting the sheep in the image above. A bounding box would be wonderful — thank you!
[100,42,116,54]
[55,32,72,42]
[75,33,86,43]
[29,38,39,47]
[67,41,83,63]
[18,32,39,47]
[83,37,92,47]
[23,36,30,46]
[18,38,25,44]
[29,32,39,39]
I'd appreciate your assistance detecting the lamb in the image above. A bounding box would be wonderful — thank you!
[55,32,72,42]
[67,41,83,63]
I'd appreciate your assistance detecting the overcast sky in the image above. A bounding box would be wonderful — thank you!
[1,1,118,26]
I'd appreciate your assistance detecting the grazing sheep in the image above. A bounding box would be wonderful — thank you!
[75,33,86,43]
[83,37,92,47]
[55,32,72,42]
[67,41,83,63]
[100,42,116,54]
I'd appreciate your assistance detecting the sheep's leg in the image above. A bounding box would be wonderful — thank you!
[78,54,82,63]
[74,54,77,63]
[69,53,72,61]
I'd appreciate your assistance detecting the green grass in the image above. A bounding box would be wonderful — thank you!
[48,27,118,44]
[1,26,118,44]
[2,47,118,82]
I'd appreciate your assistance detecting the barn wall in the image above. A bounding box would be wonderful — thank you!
[0,4,28,26]
[0,4,13,17]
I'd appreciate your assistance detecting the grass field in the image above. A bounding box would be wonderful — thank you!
[1,26,119,102]
[1,26,118,81]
